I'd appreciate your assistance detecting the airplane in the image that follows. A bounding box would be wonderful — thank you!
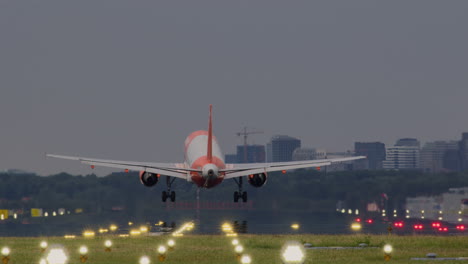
[47,105,365,203]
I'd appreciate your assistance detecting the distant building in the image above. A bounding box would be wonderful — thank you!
[354,142,386,170]
[460,133,468,171]
[292,148,326,161]
[396,138,420,147]
[383,138,420,170]
[420,141,459,173]
[225,154,238,164]
[236,145,265,163]
[443,150,462,172]
[268,135,301,162]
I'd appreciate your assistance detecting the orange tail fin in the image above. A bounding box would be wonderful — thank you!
[207,104,213,162]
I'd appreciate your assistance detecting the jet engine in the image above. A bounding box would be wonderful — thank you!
[247,173,267,187]
[139,171,159,187]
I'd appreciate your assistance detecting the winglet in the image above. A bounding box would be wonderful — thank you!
[207,104,213,162]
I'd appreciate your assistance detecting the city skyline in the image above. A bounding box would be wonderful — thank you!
[1,1,468,175]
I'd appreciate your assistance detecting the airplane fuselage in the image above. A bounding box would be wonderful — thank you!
[184,130,225,188]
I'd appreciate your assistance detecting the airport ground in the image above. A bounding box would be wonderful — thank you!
[1,234,468,264]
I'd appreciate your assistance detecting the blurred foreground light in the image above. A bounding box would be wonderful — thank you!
[98,228,109,234]
[139,256,150,264]
[383,244,393,254]
[240,254,252,264]
[39,258,47,264]
[1,247,10,256]
[140,226,149,233]
[172,233,183,237]
[232,239,239,246]
[291,223,300,230]
[280,241,306,264]
[128,221,133,226]
[109,225,118,231]
[235,245,244,254]
[351,222,362,231]
[82,231,95,238]
[45,245,69,264]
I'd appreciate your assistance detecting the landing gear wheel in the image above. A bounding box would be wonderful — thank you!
[162,191,168,202]
[234,191,239,203]
[170,191,176,202]
[242,191,248,203]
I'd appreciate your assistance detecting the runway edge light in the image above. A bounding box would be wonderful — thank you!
[280,241,306,264]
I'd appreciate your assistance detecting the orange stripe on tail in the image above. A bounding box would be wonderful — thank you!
[207,104,213,162]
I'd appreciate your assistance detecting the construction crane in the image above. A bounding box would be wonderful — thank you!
[236,127,264,163]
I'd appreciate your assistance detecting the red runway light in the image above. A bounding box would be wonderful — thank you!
[456,225,465,230]
[431,222,441,228]
[366,219,373,224]
[355,218,361,222]
[413,224,423,230]
[438,227,448,232]
[394,222,404,228]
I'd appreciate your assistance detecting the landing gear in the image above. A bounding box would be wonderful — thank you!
[233,177,248,203]
[162,176,176,202]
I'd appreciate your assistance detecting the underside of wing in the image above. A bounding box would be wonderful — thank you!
[46,154,198,179]
[222,156,366,179]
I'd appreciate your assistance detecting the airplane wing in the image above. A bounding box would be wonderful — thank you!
[46,154,196,179]
[222,156,366,179]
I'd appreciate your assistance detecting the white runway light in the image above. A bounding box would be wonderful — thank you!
[1,247,10,256]
[45,245,69,264]
[281,241,306,264]
[383,244,393,254]
[240,254,252,264]
[139,256,150,264]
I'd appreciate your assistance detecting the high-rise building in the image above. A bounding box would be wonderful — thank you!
[460,133,468,171]
[225,154,238,164]
[396,138,420,147]
[354,142,386,170]
[268,135,301,162]
[420,141,459,173]
[383,138,420,170]
[236,145,265,163]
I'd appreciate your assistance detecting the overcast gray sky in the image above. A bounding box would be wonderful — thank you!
[1,1,467,175]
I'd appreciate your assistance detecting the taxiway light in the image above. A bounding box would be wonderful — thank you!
[157,246,167,262]
[139,256,150,264]
[1,247,10,257]
[157,245,167,255]
[167,239,175,249]
[351,222,362,231]
[235,245,244,254]
[291,223,300,230]
[40,241,48,252]
[240,254,252,264]
[128,221,133,226]
[130,229,141,236]
[280,241,306,264]
[232,239,239,246]
[383,244,393,261]
[140,226,149,233]
[79,246,88,263]
[64,235,76,239]
[46,245,69,264]
[109,224,118,231]
[104,240,112,252]
[82,230,95,238]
